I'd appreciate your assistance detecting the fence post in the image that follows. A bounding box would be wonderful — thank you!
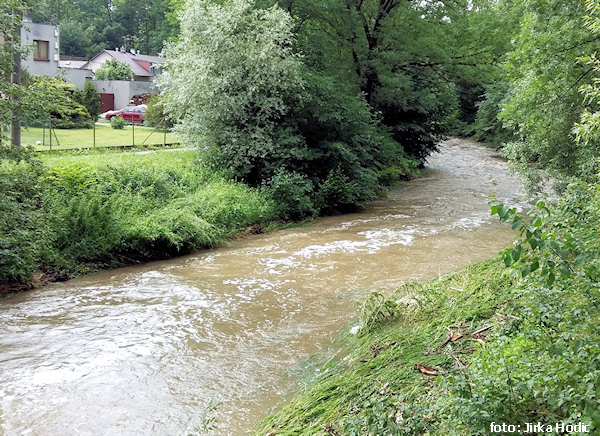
[49,118,52,151]
[93,122,96,148]
[132,118,135,147]
[163,118,167,147]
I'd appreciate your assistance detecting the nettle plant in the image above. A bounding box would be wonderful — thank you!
[452,187,600,433]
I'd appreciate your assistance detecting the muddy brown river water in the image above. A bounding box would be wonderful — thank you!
[0,139,526,435]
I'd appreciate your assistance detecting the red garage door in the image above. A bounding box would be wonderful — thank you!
[100,93,115,113]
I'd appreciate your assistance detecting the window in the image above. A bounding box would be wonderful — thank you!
[33,40,49,61]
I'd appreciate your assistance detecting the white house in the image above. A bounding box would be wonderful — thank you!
[82,49,165,82]
[20,17,93,89]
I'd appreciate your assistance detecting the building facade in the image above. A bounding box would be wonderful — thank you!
[20,17,59,77]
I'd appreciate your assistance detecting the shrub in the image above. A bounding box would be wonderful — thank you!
[0,149,46,283]
[264,171,316,220]
[144,95,172,128]
[111,115,126,129]
[73,81,101,121]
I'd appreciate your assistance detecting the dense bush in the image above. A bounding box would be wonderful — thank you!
[144,95,173,128]
[264,171,316,220]
[0,146,46,283]
[73,81,101,121]
[111,115,126,129]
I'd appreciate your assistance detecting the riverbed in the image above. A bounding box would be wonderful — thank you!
[0,139,525,435]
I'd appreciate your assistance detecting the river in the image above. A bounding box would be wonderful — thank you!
[0,139,525,435]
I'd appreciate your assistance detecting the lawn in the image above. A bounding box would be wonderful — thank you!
[21,123,180,150]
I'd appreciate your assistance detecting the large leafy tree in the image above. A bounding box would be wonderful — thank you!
[266,0,507,160]
[160,0,413,215]
[33,0,179,57]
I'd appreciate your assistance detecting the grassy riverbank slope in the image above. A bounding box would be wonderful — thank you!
[1,148,275,293]
[257,183,600,435]
[1,146,416,294]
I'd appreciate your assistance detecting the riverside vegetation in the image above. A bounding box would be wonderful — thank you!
[257,186,600,434]
[0,147,276,291]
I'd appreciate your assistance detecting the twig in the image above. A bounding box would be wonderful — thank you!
[470,325,493,336]
[445,349,467,368]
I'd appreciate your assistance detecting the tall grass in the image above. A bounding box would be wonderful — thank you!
[1,149,275,286]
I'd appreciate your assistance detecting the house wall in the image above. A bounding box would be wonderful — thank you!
[92,80,156,109]
[85,52,114,73]
[59,60,88,69]
[60,68,93,90]
[20,22,59,77]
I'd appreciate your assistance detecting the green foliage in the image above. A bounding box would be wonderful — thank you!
[74,81,101,121]
[161,0,305,184]
[161,0,418,217]
[455,188,600,433]
[0,151,276,286]
[94,59,134,81]
[110,115,126,129]
[264,171,316,220]
[0,145,46,283]
[494,0,595,185]
[48,98,93,129]
[144,95,172,128]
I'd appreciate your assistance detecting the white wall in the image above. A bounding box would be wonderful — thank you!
[86,52,113,73]
[60,68,93,90]
[20,22,59,77]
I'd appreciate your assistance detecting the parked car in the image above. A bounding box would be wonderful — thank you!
[105,105,147,124]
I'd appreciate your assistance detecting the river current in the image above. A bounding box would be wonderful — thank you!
[0,139,525,435]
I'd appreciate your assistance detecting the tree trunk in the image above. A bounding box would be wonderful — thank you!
[11,8,22,148]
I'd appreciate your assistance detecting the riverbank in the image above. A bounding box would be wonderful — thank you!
[256,182,600,434]
[1,146,417,296]
[0,148,276,296]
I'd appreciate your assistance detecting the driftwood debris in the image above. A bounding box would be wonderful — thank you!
[413,363,439,376]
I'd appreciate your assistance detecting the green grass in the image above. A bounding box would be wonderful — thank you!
[1,148,276,286]
[255,260,516,435]
[21,124,180,150]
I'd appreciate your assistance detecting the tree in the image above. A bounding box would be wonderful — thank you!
[160,0,305,183]
[74,80,101,121]
[572,0,600,179]
[160,0,414,216]
[488,0,595,187]
[267,0,504,161]
[94,59,134,80]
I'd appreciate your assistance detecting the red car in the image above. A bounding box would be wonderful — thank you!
[105,105,147,124]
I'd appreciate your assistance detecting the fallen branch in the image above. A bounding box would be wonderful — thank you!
[445,349,467,368]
